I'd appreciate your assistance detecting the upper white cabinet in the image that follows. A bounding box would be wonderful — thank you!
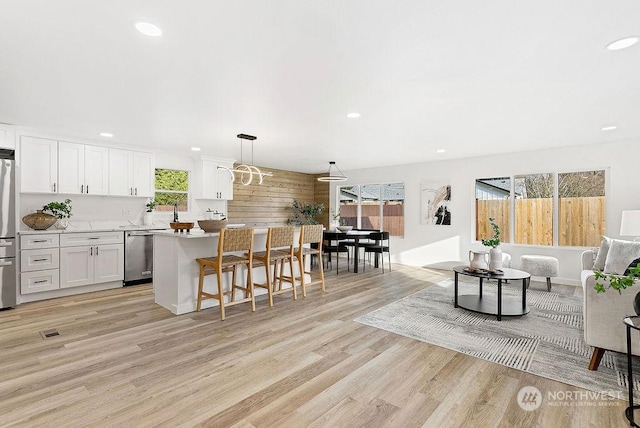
[199,157,234,200]
[0,124,15,149]
[58,142,109,195]
[108,149,155,197]
[20,136,58,193]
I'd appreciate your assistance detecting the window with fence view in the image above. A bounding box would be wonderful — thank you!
[475,170,605,247]
[338,183,404,237]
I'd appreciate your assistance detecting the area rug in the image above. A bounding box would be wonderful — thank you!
[355,278,640,399]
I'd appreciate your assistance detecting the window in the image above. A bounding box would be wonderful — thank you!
[475,170,605,247]
[154,168,189,212]
[338,183,404,237]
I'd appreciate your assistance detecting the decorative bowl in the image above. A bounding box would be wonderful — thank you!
[22,210,56,230]
[337,225,353,232]
[198,219,228,233]
[170,222,194,232]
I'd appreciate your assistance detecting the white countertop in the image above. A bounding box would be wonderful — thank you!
[154,227,269,238]
[19,220,170,235]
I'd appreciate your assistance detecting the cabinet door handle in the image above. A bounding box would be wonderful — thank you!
[88,237,100,240]
[81,184,84,193]
[130,188,133,196]
[90,247,93,256]
[135,187,138,196]
[34,279,47,284]
[33,258,48,262]
[96,246,99,255]
[33,240,47,243]
[86,185,89,194]
[53,183,56,192]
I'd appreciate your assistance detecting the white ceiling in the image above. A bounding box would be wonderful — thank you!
[1,0,639,173]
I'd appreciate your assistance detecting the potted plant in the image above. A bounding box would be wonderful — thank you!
[42,198,73,229]
[144,198,157,225]
[481,217,502,270]
[595,265,640,314]
[289,200,324,225]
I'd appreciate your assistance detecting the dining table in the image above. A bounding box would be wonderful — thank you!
[344,230,375,273]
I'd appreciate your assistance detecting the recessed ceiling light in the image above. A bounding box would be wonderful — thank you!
[606,37,638,51]
[99,132,113,138]
[436,149,446,153]
[346,112,361,119]
[601,126,617,131]
[191,147,201,151]
[134,21,162,37]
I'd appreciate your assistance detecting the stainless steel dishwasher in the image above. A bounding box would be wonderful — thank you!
[124,230,154,285]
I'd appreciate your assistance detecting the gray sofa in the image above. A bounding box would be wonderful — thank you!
[581,249,640,370]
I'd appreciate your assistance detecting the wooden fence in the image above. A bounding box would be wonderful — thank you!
[476,197,605,246]
[339,204,404,236]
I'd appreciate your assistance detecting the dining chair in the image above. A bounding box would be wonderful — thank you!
[195,227,255,320]
[363,231,391,273]
[322,231,350,274]
[341,228,377,266]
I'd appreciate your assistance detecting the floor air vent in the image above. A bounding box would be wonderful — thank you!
[40,329,60,339]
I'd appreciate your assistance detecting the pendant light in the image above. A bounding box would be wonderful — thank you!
[217,134,273,185]
[317,161,347,182]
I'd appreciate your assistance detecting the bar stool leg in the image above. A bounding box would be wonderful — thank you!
[197,264,205,312]
[264,259,274,307]
[247,263,256,312]
[217,266,226,321]
[299,253,307,297]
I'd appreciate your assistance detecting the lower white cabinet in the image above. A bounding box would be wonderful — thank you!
[20,234,60,295]
[60,242,124,289]
[21,269,60,294]
[20,231,124,295]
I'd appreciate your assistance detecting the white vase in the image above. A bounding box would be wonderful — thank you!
[143,212,153,226]
[54,218,69,229]
[489,246,503,270]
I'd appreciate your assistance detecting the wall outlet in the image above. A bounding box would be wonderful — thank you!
[122,208,131,217]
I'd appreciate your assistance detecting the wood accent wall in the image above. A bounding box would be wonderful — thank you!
[227,166,330,227]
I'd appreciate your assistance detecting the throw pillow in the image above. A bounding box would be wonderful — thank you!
[593,236,611,271]
[603,239,640,275]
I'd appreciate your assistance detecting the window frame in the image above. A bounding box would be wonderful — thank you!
[154,168,190,212]
[474,168,607,248]
[337,182,405,237]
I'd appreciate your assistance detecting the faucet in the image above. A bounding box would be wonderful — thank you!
[173,204,179,222]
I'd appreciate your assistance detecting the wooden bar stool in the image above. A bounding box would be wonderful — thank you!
[195,227,255,320]
[252,226,297,306]
[292,224,325,297]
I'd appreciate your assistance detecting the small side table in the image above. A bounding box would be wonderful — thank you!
[624,316,640,427]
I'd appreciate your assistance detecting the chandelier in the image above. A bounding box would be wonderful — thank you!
[218,134,272,185]
[317,161,347,182]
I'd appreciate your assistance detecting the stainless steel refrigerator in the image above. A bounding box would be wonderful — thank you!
[0,149,16,309]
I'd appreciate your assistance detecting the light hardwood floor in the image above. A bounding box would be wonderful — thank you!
[0,263,628,427]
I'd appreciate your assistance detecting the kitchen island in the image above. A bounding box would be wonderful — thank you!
[153,228,308,315]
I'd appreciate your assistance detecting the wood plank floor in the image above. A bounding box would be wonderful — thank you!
[0,263,628,427]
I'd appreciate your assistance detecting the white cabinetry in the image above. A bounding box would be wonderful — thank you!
[108,149,155,197]
[59,232,124,289]
[58,142,109,195]
[199,157,234,200]
[0,124,15,149]
[20,234,60,294]
[20,136,58,193]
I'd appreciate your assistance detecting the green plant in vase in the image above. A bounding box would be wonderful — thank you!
[42,198,72,229]
[481,217,502,271]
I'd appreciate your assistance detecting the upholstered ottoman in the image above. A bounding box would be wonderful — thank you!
[520,255,559,291]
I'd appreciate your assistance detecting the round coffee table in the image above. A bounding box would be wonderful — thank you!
[453,266,531,321]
